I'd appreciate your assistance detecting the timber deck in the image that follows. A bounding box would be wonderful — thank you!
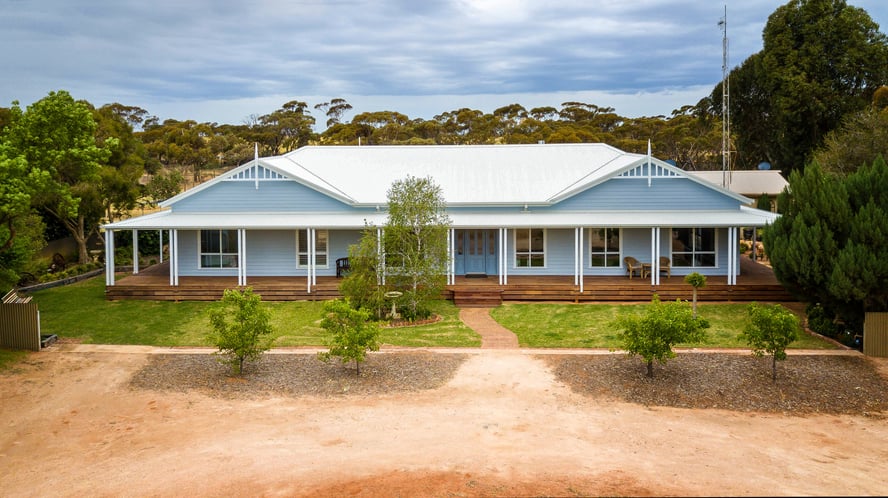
[105,257,794,304]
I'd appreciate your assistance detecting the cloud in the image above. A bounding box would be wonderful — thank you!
[1,0,885,125]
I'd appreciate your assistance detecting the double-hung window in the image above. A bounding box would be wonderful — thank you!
[296,229,328,268]
[589,228,620,267]
[671,228,716,267]
[199,229,238,268]
[514,228,545,267]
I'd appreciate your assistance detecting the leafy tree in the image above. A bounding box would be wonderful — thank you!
[208,287,273,376]
[756,193,773,212]
[254,100,316,153]
[812,107,888,176]
[383,175,451,320]
[684,272,707,318]
[615,296,708,377]
[317,299,381,375]
[0,142,48,253]
[4,91,115,264]
[146,169,184,205]
[741,303,801,380]
[722,0,888,174]
[764,157,888,331]
[93,103,146,223]
[314,98,353,129]
[339,225,386,317]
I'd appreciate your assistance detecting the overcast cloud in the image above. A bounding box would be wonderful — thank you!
[1,0,886,127]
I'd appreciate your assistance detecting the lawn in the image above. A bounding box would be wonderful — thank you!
[30,276,480,348]
[489,302,836,349]
[29,276,835,350]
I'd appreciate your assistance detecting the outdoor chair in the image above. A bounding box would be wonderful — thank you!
[624,256,643,279]
[335,257,350,277]
[659,256,672,277]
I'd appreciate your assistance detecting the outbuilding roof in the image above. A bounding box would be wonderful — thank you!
[687,170,788,197]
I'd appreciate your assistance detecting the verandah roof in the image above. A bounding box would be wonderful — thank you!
[104,206,777,231]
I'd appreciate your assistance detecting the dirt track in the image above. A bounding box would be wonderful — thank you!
[2,345,888,497]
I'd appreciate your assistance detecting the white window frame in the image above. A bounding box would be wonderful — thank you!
[588,227,621,267]
[198,229,239,269]
[671,227,717,268]
[513,228,546,268]
[296,229,329,268]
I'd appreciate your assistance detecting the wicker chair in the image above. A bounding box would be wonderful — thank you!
[659,256,672,278]
[624,256,644,279]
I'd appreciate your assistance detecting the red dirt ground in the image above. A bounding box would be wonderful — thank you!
[2,346,888,497]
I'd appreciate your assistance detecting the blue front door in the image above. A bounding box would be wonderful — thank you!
[456,229,497,275]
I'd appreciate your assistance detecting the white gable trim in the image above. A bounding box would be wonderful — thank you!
[158,158,357,208]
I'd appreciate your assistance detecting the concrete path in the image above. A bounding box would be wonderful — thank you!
[457,307,520,349]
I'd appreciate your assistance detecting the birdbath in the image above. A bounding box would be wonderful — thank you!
[384,291,403,320]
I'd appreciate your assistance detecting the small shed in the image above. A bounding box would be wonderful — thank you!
[0,289,42,351]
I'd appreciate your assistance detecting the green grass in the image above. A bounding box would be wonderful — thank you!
[0,349,30,371]
[489,302,836,349]
[30,276,479,348]
[31,276,833,350]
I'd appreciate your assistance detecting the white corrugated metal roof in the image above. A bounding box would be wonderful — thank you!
[160,143,750,208]
[105,206,777,230]
[265,143,644,205]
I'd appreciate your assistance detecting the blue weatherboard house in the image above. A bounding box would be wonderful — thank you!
[103,143,779,300]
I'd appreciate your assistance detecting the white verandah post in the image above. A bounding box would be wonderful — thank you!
[579,226,584,293]
[447,228,455,285]
[132,229,139,275]
[306,228,313,293]
[238,228,247,287]
[105,229,115,286]
[169,229,179,286]
[159,229,163,263]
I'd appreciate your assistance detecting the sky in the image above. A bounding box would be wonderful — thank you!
[2,0,886,129]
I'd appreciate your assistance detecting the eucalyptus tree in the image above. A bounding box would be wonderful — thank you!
[4,91,115,264]
[721,0,888,173]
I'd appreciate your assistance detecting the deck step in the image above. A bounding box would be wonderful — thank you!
[452,289,503,308]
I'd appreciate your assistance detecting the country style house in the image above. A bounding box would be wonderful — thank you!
[103,143,785,303]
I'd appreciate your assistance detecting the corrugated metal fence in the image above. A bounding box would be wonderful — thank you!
[0,289,41,351]
[864,312,888,358]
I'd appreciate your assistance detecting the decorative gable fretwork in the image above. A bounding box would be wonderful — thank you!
[618,162,681,179]
[225,164,287,181]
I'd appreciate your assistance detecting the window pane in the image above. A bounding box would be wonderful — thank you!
[695,253,716,267]
[589,229,606,252]
[201,255,220,268]
[672,228,691,252]
[530,254,545,267]
[698,228,715,251]
[605,254,620,267]
[297,229,307,253]
[221,230,238,253]
[591,254,606,267]
[221,255,238,268]
[516,229,529,252]
[316,230,328,252]
[530,229,544,251]
[516,254,529,267]
[202,230,220,253]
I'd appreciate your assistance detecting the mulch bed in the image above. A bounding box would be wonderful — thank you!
[544,353,888,415]
[130,351,469,399]
[130,351,888,416]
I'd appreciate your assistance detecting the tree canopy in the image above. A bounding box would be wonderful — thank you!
[719,0,888,173]
[764,156,888,330]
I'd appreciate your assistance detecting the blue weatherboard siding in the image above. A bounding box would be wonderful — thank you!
[554,177,739,211]
[172,180,353,213]
[176,229,363,277]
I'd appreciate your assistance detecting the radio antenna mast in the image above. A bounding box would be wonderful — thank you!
[719,5,731,188]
